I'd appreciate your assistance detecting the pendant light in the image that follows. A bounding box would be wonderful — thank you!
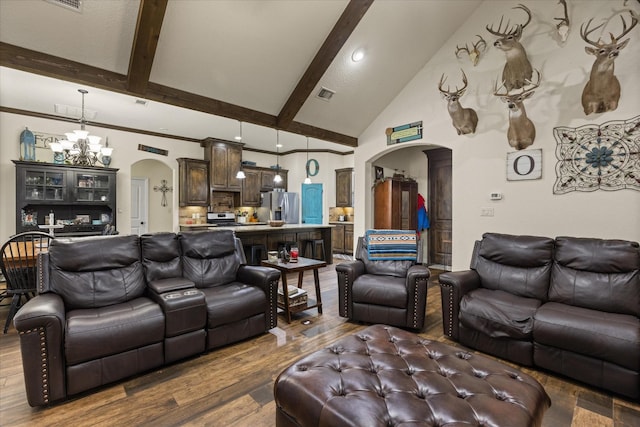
[274,130,282,183]
[235,121,246,179]
[303,136,312,184]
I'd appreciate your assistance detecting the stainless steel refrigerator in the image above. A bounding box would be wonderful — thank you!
[257,192,300,224]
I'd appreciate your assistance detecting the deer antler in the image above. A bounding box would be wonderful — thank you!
[438,70,468,96]
[473,35,487,52]
[487,4,532,36]
[554,0,570,29]
[455,44,470,58]
[609,10,638,42]
[494,69,541,97]
[581,10,638,46]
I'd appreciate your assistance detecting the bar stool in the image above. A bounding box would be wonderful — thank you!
[243,243,267,266]
[303,239,325,261]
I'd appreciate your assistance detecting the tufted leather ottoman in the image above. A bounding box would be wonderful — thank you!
[274,324,550,427]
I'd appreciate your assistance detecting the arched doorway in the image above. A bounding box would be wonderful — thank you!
[131,159,173,233]
[367,143,452,268]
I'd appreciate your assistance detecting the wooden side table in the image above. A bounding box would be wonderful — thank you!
[261,256,326,323]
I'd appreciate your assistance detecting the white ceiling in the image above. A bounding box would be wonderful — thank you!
[0,0,483,153]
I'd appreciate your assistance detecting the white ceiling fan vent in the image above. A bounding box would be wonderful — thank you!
[45,0,82,13]
[134,99,148,106]
[316,87,336,102]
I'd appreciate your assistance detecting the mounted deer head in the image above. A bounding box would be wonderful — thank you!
[455,35,487,66]
[486,4,533,91]
[581,10,638,115]
[438,70,478,135]
[493,69,541,151]
[554,0,570,43]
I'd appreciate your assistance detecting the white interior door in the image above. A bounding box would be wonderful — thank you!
[131,177,149,235]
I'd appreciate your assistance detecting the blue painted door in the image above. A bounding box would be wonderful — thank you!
[301,183,323,224]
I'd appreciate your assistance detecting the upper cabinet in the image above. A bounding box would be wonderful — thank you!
[335,168,354,207]
[240,166,288,207]
[178,158,209,206]
[203,138,243,192]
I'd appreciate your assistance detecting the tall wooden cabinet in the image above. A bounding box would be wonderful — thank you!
[335,168,353,207]
[14,161,118,236]
[240,166,288,207]
[178,158,209,206]
[374,178,417,230]
[203,138,243,192]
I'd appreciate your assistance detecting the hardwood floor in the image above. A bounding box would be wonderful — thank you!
[1,261,639,426]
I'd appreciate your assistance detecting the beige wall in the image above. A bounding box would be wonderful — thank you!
[131,159,173,233]
[353,0,640,269]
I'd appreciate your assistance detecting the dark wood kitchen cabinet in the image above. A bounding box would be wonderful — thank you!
[178,158,209,206]
[14,161,117,236]
[240,166,289,207]
[374,178,417,230]
[332,223,353,255]
[335,168,353,207]
[203,138,243,192]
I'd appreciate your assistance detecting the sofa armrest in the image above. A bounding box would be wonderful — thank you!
[237,265,281,329]
[336,260,365,318]
[13,293,67,407]
[147,277,196,294]
[405,264,431,330]
[438,270,480,340]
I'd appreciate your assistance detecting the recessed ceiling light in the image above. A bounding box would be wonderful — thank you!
[235,135,242,141]
[351,48,365,62]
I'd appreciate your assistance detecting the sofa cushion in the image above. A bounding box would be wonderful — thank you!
[474,233,554,300]
[48,235,145,310]
[64,297,165,365]
[534,302,640,371]
[549,237,640,316]
[180,231,243,288]
[460,288,542,340]
[201,282,266,328]
[352,274,407,308]
[141,232,183,282]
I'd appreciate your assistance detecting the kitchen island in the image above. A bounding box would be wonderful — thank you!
[179,223,335,264]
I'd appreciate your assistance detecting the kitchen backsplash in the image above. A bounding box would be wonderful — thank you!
[329,206,354,222]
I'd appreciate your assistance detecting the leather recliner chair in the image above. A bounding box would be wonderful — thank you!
[336,236,430,330]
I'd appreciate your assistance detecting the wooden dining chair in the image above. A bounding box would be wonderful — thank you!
[0,231,53,333]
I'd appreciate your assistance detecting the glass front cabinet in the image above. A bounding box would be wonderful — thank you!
[14,161,118,236]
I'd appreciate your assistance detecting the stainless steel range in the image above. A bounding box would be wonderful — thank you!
[206,212,245,227]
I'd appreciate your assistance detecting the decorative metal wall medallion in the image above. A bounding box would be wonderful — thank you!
[553,116,640,194]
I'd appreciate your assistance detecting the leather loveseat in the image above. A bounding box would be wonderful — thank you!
[439,232,640,400]
[13,230,280,407]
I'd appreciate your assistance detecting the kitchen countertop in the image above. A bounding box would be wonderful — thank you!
[179,223,335,231]
[329,221,354,225]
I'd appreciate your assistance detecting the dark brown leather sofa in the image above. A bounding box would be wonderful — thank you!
[13,230,280,407]
[336,236,430,330]
[439,232,640,400]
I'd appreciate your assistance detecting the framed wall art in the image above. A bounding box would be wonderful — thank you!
[507,149,542,181]
[553,116,640,194]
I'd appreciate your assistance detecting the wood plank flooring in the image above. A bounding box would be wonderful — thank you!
[1,261,639,426]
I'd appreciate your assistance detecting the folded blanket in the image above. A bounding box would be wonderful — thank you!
[366,229,417,261]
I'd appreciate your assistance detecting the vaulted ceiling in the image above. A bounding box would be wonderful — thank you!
[0,0,482,153]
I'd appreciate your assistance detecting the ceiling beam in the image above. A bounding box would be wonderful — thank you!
[0,42,357,147]
[127,0,169,94]
[276,0,374,129]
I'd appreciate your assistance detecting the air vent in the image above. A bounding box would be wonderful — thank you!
[46,0,82,12]
[316,87,336,101]
[134,99,148,106]
[54,103,97,120]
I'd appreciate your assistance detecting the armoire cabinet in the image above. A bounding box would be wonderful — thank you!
[374,178,417,230]
[14,161,118,236]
